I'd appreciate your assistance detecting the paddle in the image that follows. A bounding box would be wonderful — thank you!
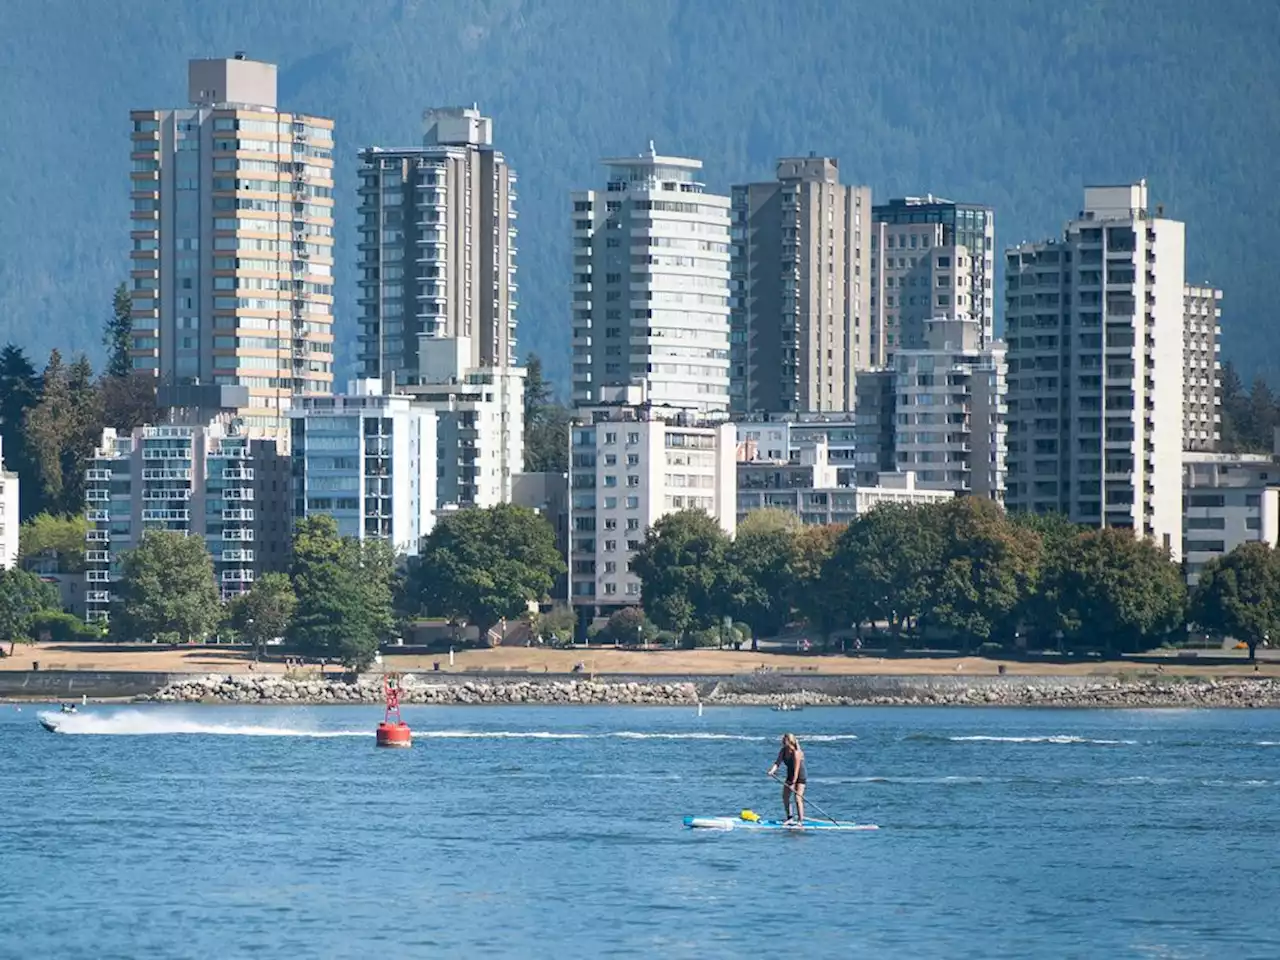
[768,770,841,826]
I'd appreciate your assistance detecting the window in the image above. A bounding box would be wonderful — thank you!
[626,476,640,487]
[625,496,639,509]
[605,540,618,552]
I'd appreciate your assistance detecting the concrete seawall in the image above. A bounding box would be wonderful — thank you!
[0,670,188,699]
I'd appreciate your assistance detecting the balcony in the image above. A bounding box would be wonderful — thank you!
[223,528,255,541]
[86,490,110,502]
[221,569,256,583]
[142,488,192,501]
[85,469,113,482]
[223,487,255,501]
[142,468,192,481]
[221,549,255,563]
[222,468,255,481]
[141,509,190,522]
[86,509,110,522]
[86,570,112,583]
[223,508,255,522]
[86,591,112,605]
[86,530,110,542]
[84,550,111,564]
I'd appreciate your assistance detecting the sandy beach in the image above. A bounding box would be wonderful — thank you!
[4,642,1277,678]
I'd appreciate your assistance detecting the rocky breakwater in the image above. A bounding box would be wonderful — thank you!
[141,674,703,706]
[137,673,1280,707]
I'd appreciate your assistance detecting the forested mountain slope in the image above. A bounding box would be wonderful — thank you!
[1,0,1276,389]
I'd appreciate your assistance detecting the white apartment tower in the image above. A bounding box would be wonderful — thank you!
[1005,181,1185,558]
[357,106,518,384]
[894,318,1006,500]
[290,381,438,555]
[402,337,525,509]
[729,157,871,413]
[129,55,336,441]
[870,197,994,366]
[571,145,731,415]
[0,437,17,569]
[1183,284,1222,452]
[568,387,737,622]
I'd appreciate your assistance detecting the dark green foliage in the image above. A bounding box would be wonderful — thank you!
[1219,362,1280,453]
[0,345,42,519]
[289,515,394,670]
[110,531,223,643]
[0,567,61,654]
[725,509,803,637]
[3,3,1276,390]
[407,504,564,642]
[1189,542,1280,660]
[825,504,945,635]
[29,609,103,643]
[1036,528,1186,655]
[925,498,1041,647]
[228,571,298,657]
[596,606,658,647]
[630,510,735,646]
[523,353,569,473]
[104,283,132,380]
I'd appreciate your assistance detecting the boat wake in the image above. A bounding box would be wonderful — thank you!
[906,732,1136,746]
[36,710,366,738]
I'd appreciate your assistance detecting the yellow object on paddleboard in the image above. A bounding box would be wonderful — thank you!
[740,810,760,822]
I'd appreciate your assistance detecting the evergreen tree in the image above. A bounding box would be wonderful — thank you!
[0,344,42,519]
[104,283,133,379]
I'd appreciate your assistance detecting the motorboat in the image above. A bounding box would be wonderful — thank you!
[772,703,804,712]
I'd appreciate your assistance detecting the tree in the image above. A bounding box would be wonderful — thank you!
[824,503,944,638]
[289,515,395,670]
[110,531,222,643]
[0,567,61,655]
[596,606,659,646]
[408,504,564,643]
[99,372,158,432]
[791,523,845,638]
[630,510,732,646]
[924,498,1041,648]
[229,571,297,658]
[726,509,803,637]
[18,512,89,573]
[0,344,42,519]
[1039,527,1185,655]
[1190,542,1280,661]
[104,282,133,380]
[522,352,570,473]
[529,603,576,643]
[24,350,103,516]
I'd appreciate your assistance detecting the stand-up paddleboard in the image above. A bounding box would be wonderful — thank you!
[684,815,878,832]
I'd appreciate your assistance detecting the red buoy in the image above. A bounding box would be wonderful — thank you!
[376,674,411,748]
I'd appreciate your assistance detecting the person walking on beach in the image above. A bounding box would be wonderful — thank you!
[767,733,807,824]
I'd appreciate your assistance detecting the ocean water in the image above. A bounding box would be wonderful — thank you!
[2,704,1279,959]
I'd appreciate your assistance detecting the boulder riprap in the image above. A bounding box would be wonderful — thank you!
[135,673,1280,708]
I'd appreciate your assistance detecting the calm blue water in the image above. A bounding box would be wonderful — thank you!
[2,704,1279,959]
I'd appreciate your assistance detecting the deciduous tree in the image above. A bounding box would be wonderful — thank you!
[726,509,803,637]
[1039,527,1185,655]
[408,504,564,643]
[229,571,297,657]
[110,531,222,643]
[18,512,89,573]
[630,510,732,646]
[0,567,61,655]
[1190,542,1280,660]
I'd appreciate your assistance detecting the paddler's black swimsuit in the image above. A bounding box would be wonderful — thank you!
[778,748,806,786]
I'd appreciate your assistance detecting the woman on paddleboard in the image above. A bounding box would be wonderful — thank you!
[767,733,806,824]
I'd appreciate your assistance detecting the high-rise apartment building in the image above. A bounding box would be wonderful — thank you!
[0,437,17,569]
[893,318,1006,499]
[568,387,736,624]
[83,392,291,621]
[129,55,336,441]
[357,107,518,384]
[1183,451,1280,585]
[729,157,871,413]
[291,381,438,555]
[870,197,994,365]
[402,337,525,509]
[1183,284,1222,451]
[1005,181,1185,558]
[570,145,731,415]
